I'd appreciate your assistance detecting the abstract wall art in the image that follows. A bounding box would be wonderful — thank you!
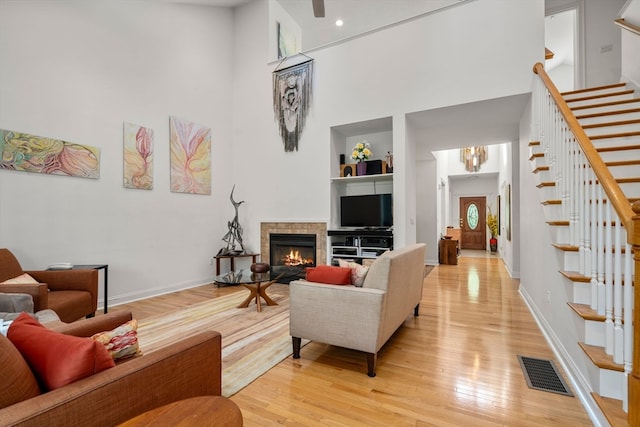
[123,122,154,190]
[169,116,211,195]
[0,128,100,179]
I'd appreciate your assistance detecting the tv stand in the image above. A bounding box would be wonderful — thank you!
[328,229,393,264]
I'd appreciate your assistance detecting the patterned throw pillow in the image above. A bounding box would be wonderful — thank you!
[92,320,141,361]
[0,273,39,284]
[337,259,369,287]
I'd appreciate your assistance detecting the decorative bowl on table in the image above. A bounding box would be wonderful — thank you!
[250,262,270,273]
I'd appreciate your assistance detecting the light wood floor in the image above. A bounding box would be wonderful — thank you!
[111,256,593,426]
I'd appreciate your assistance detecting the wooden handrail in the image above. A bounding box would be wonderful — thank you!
[532,63,635,232]
[533,62,640,425]
[615,18,640,36]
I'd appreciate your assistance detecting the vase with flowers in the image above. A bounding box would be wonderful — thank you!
[351,141,372,176]
[487,207,498,252]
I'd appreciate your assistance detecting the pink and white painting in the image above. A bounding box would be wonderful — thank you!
[169,116,211,195]
[123,122,154,190]
[0,128,100,179]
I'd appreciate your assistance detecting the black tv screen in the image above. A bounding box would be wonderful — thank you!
[340,194,393,228]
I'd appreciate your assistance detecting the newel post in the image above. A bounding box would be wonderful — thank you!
[629,201,640,426]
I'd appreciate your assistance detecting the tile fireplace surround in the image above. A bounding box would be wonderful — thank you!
[260,222,327,267]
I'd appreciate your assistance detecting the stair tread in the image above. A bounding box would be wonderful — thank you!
[591,393,630,427]
[571,98,640,111]
[578,342,624,372]
[528,140,540,146]
[562,82,626,96]
[536,182,555,188]
[590,131,640,140]
[532,166,549,173]
[528,152,544,160]
[552,243,579,251]
[547,220,569,226]
[561,272,591,283]
[597,144,640,152]
[541,199,561,205]
[565,89,635,103]
[568,302,604,321]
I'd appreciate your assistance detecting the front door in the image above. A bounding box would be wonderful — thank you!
[459,196,486,250]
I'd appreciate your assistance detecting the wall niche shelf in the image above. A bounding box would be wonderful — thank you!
[330,173,393,184]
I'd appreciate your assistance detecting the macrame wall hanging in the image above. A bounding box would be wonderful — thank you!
[272,54,314,152]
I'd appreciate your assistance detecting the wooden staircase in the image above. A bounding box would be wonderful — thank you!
[529,78,639,427]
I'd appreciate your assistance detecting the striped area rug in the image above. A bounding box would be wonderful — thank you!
[136,283,303,397]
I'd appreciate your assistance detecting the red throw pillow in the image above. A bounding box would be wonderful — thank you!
[305,265,352,285]
[7,312,115,391]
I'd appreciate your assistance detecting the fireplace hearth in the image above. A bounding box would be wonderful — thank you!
[269,233,316,284]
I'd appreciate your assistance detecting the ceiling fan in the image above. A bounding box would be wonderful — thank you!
[312,0,325,17]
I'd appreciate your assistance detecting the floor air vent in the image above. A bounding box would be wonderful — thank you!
[517,355,573,396]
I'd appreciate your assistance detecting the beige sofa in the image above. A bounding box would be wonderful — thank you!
[289,243,426,376]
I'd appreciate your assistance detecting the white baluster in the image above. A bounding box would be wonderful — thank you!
[604,201,613,355]
[623,241,633,412]
[596,185,605,315]
[613,215,623,364]
[578,151,585,275]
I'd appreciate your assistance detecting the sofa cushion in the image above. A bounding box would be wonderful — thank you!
[337,259,369,287]
[305,265,352,285]
[7,312,115,391]
[0,273,38,285]
[92,319,141,361]
[0,333,41,409]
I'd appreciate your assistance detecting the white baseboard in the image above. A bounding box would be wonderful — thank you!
[518,284,609,427]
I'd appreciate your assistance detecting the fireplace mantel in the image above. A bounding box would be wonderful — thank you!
[260,222,327,267]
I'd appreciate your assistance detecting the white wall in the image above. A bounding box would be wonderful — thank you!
[234,0,544,257]
[621,24,640,88]
[546,0,626,88]
[0,0,235,305]
[0,0,544,306]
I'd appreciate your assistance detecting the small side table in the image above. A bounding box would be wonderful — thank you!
[73,264,109,314]
[214,253,259,285]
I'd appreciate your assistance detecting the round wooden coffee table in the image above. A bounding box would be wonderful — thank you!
[118,395,242,426]
[214,270,279,312]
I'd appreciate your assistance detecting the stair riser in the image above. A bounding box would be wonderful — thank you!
[571,102,640,116]
[529,156,546,170]
[607,164,640,179]
[591,135,640,147]
[571,281,590,305]
[597,148,640,163]
[548,225,569,243]
[583,123,640,136]
[542,203,563,220]
[584,319,606,347]
[567,93,635,108]
[536,185,557,201]
[577,111,640,126]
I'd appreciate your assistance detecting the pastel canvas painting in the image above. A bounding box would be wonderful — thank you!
[0,129,100,179]
[169,116,211,195]
[123,122,154,190]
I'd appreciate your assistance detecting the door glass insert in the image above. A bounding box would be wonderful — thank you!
[466,203,479,230]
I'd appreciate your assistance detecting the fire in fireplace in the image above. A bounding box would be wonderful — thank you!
[269,233,316,283]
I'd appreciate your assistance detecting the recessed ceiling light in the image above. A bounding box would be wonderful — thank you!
[335,19,344,27]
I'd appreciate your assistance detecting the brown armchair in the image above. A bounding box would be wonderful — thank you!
[0,249,98,322]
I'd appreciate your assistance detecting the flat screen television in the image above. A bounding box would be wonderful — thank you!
[340,194,393,228]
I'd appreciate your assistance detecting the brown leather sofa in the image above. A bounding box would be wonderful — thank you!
[0,311,238,426]
[0,248,98,322]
